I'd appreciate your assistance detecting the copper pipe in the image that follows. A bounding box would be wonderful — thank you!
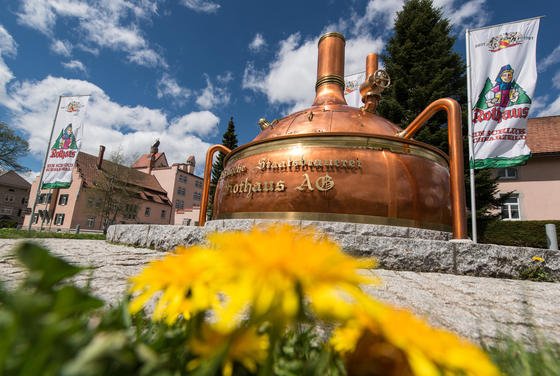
[313,32,347,106]
[198,144,232,226]
[397,98,467,239]
[365,53,378,77]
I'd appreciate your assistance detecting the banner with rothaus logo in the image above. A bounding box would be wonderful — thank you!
[344,71,365,108]
[42,96,90,189]
[469,18,539,169]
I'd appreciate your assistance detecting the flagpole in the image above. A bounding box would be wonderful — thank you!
[28,96,62,231]
[465,28,478,243]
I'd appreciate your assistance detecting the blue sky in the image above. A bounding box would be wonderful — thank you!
[0,0,559,178]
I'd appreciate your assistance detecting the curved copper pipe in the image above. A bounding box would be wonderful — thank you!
[398,98,467,239]
[198,144,232,226]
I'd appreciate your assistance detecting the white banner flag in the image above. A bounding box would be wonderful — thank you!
[469,18,539,169]
[42,96,90,189]
[344,72,365,108]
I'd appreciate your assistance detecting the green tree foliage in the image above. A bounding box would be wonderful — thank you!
[208,117,238,218]
[377,0,503,224]
[0,122,29,172]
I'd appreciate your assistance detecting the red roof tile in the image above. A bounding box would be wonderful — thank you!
[527,116,560,154]
[76,152,171,206]
[131,153,168,168]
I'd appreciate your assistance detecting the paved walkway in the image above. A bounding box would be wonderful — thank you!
[1,239,558,345]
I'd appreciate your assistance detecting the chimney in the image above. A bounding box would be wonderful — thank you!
[312,32,347,106]
[186,155,196,174]
[96,145,105,169]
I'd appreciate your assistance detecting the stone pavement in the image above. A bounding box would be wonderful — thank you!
[1,238,559,345]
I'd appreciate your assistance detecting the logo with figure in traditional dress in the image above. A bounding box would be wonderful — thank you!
[52,124,78,150]
[473,64,531,124]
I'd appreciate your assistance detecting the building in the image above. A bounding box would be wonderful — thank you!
[132,143,203,225]
[23,147,172,231]
[495,116,560,220]
[0,170,31,227]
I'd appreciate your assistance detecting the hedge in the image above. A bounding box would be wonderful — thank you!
[478,220,560,249]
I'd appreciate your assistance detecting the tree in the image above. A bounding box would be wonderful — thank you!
[89,150,139,233]
[377,0,503,227]
[209,117,238,218]
[0,122,29,172]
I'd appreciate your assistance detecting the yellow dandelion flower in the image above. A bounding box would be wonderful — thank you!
[129,224,376,331]
[532,255,545,263]
[207,225,376,326]
[331,298,500,376]
[188,324,269,376]
[128,245,225,324]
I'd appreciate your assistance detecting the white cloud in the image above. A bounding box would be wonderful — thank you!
[351,0,404,36]
[535,95,560,117]
[0,25,17,56]
[242,33,383,112]
[156,73,191,103]
[217,71,233,84]
[0,25,17,110]
[196,75,230,110]
[434,0,489,31]
[180,0,221,13]
[51,39,72,57]
[249,33,266,52]
[169,111,219,138]
[541,45,560,72]
[3,75,217,175]
[16,0,166,68]
[62,59,87,73]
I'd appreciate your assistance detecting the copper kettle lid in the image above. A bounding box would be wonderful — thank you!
[252,32,401,142]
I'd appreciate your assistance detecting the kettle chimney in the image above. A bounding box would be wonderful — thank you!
[312,32,347,106]
[96,145,105,169]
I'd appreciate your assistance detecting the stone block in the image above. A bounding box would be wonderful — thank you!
[355,223,409,238]
[359,237,454,273]
[145,225,208,251]
[408,227,451,241]
[107,224,151,247]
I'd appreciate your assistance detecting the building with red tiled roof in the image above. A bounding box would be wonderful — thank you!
[23,147,172,232]
[0,170,31,227]
[495,116,560,220]
[132,144,203,225]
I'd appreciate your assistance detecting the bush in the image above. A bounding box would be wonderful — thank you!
[0,219,18,228]
[479,220,560,249]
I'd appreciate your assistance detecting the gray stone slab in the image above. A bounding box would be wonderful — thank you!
[2,239,559,345]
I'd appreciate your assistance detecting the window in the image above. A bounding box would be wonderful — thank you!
[501,194,520,220]
[124,204,138,220]
[195,180,203,188]
[87,197,94,207]
[87,217,96,228]
[182,218,191,225]
[497,167,518,180]
[177,186,186,196]
[38,193,52,204]
[32,213,39,224]
[193,192,201,201]
[161,209,166,219]
[54,213,65,225]
[5,194,14,202]
[144,207,151,217]
[178,174,187,183]
[58,194,69,205]
[175,200,184,209]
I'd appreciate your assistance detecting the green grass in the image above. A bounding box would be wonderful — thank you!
[0,228,105,240]
[485,336,560,376]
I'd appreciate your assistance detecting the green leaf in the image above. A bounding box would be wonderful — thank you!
[15,242,84,289]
